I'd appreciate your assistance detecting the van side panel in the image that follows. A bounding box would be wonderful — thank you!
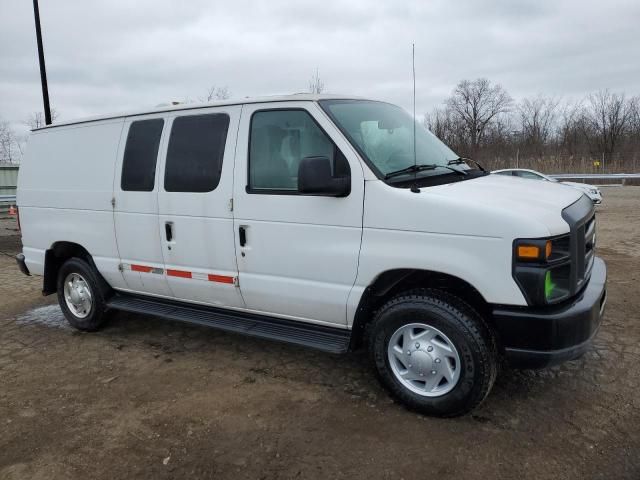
[112,115,172,297]
[156,107,245,308]
[17,120,125,288]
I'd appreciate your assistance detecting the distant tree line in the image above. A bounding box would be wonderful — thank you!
[0,110,60,164]
[425,78,640,173]
[5,76,638,173]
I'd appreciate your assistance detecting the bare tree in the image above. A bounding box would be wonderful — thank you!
[424,108,451,143]
[202,85,231,102]
[584,90,633,156]
[0,120,20,163]
[445,78,513,158]
[517,95,559,155]
[624,96,639,147]
[425,79,640,170]
[24,109,59,130]
[485,113,514,149]
[308,69,325,94]
[424,107,463,149]
[557,100,586,156]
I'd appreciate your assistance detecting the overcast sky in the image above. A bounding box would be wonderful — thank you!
[1,0,639,132]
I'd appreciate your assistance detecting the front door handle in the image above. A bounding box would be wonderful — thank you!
[165,222,173,242]
[239,226,247,247]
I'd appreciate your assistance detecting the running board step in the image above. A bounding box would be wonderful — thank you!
[106,294,351,354]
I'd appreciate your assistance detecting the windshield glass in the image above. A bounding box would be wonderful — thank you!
[320,100,461,179]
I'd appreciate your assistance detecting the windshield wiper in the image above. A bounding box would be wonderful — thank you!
[384,163,467,180]
[447,157,486,172]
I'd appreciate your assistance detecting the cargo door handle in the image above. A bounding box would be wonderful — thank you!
[165,222,173,242]
[239,226,247,247]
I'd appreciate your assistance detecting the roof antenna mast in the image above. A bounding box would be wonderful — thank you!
[32,0,52,125]
[410,43,420,193]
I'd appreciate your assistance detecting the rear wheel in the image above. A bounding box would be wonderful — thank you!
[368,289,497,417]
[57,258,110,331]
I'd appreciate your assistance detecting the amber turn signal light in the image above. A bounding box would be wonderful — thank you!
[517,240,552,261]
[517,245,540,259]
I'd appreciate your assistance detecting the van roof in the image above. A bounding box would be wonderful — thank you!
[32,93,368,131]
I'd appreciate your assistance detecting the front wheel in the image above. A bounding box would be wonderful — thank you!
[368,289,497,417]
[57,257,110,331]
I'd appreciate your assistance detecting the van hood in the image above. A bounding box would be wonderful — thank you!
[435,174,582,208]
[429,174,584,236]
[364,173,585,238]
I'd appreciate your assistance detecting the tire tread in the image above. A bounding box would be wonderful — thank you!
[368,288,497,417]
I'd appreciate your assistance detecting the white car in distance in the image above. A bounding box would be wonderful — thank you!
[493,168,602,204]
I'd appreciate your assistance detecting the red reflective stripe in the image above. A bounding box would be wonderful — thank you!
[131,265,232,283]
[131,264,153,273]
[167,269,192,279]
[208,274,234,284]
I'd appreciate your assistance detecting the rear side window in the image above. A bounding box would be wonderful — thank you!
[121,119,164,191]
[164,113,230,193]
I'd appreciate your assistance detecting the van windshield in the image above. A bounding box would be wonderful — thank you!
[319,99,467,182]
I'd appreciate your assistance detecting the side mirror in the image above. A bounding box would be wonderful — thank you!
[298,156,350,197]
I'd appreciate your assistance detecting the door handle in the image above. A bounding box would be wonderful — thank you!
[165,222,173,242]
[239,226,247,247]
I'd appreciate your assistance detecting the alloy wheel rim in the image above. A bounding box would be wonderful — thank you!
[387,323,461,397]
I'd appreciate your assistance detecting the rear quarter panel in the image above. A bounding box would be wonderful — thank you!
[17,119,124,286]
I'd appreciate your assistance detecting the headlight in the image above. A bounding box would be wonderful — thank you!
[513,235,571,305]
[544,265,571,302]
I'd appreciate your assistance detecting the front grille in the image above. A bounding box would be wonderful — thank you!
[562,195,596,297]
[576,213,595,288]
[584,215,596,277]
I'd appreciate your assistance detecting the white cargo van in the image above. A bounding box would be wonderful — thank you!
[16,94,606,416]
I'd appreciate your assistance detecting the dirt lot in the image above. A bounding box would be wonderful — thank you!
[1,188,639,480]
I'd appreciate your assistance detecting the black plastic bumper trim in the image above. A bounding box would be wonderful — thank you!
[503,327,599,369]
[15,253,30,276]
[494,256,606,368]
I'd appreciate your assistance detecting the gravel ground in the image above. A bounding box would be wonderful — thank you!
[0,188,639,480]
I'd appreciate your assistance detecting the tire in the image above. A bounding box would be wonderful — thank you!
[57,257,110,331]
[368,288,497,417]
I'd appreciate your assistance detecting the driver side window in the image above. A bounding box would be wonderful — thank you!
[248,109,349,192]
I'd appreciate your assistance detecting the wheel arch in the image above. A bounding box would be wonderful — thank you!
[349,268,496,350]
[43,241,110,297]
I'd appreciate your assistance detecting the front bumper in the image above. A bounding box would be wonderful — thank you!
[493,256,607,368]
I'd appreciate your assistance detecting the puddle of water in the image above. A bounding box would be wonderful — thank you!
[16,304,71,330]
